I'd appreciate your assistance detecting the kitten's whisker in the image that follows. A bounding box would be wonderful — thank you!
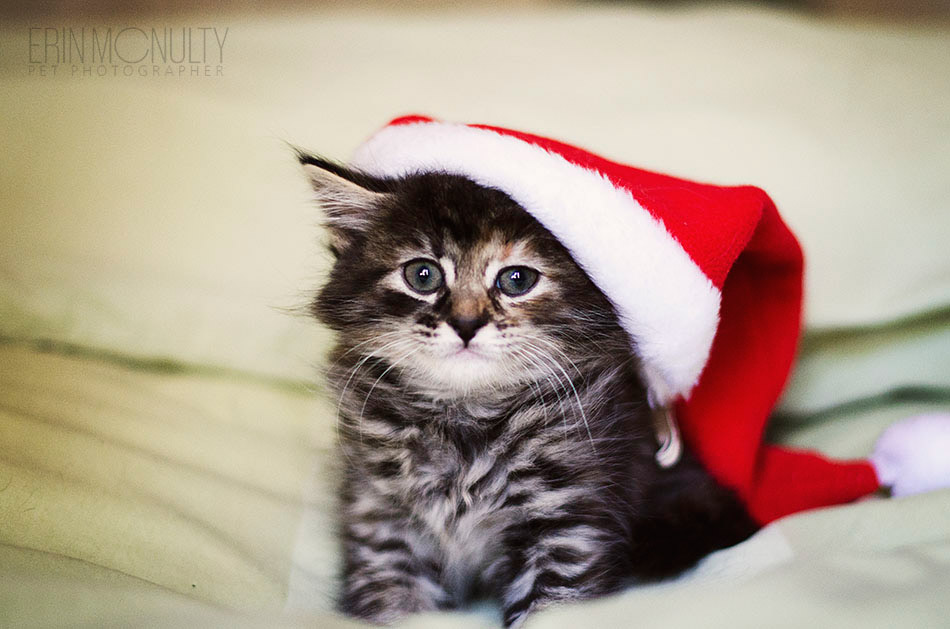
[514,345,563,406]
[521,340,595,450]
[520,353,571,432]
[508,347,552,423]
[335,337,416,454]
[523,334,588,384]
[328,331,404,371]
[537,320,617,357]
[516,345,574,437]
[338,337,414,407]
[357,347,423,445]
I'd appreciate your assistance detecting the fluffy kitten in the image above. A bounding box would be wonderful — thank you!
[300,153,757,627]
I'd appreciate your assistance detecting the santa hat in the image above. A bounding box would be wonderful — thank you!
[348,115,950,524]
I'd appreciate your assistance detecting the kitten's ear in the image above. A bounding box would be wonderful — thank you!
[297,151,391,254]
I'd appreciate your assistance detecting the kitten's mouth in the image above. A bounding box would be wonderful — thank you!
[452,346,486,358]
[451,345,490,360]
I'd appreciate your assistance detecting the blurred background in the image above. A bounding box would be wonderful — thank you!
[3,0,950,20]
[4,0,950,21]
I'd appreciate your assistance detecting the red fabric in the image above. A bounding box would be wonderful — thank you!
[383,115,883,523]
[670,190,881,522]
[749,447,880,523]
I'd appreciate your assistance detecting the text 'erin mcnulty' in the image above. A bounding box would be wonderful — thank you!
[26,26,229,78]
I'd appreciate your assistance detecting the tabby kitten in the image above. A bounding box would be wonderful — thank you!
[301,153,757,627]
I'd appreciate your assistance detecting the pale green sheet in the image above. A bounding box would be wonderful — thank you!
[2,345,948,628]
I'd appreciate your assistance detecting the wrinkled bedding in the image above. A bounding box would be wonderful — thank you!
[2,343,949,627]
[1,4,949,627]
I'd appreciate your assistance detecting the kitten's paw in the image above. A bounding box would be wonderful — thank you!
[503,595,564,627]
[339,577,447,625]
[503,601,539,629]
[339,596,424,626]
[870,412,950,497]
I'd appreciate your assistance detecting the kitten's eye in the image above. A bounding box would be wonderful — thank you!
[403,259,444,295]
[496,266,539,297]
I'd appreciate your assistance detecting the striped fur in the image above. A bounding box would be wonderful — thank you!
[301,154,757,626]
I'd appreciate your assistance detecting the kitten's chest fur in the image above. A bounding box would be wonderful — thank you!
[350,394,573,599]
[390,403,524,594]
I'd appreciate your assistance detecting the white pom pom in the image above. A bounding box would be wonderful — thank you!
[870,413,950,497]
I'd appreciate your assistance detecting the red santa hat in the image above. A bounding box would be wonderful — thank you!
[348,115,950,525]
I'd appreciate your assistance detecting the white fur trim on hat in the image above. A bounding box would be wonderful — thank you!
[350,121,721,403]
[870,413,950,497]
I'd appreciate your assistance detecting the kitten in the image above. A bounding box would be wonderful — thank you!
[300,153,757,627]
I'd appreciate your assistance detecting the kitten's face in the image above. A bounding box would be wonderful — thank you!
[305,159,624,398]
[359,230,560,395]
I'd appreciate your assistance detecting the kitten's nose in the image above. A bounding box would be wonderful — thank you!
[448,315,487,346]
